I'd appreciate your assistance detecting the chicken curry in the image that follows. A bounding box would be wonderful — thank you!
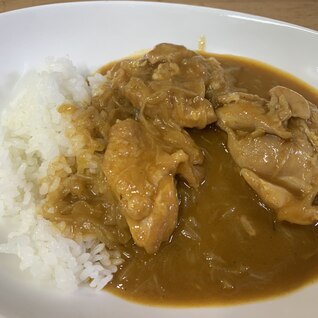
[42,44,318,305]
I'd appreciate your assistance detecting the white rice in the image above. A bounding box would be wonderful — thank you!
[0,58,123,292]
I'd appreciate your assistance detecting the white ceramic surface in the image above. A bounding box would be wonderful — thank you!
[0,1,318,317]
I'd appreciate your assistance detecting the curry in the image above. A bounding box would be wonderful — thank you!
[42,44,318,306]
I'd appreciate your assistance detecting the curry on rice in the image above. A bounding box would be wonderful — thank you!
[41,43,318,305]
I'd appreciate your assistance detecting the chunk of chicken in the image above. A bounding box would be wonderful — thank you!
[108,43,228,128]
[217,86,318,224]
[103,118,204,253]
[217,92,291,138]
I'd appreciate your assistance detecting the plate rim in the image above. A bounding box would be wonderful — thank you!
[1,0,318,36]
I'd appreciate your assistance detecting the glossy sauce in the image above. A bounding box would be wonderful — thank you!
[105,54,318,306]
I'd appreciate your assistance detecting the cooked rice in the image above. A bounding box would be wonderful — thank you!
[0,58,123,291]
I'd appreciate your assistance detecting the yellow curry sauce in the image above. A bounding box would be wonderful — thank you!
[43,48,318,306]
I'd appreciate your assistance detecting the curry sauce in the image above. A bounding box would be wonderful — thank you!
[43,46,318,306]
[106,54,318,305]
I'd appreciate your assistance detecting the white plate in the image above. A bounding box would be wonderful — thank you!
[0,1,318,318]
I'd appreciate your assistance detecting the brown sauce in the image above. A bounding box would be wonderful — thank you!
[105,54,318,306]
[43,49,318,306]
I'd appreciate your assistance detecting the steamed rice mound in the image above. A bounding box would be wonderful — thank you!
[0,58,123,291]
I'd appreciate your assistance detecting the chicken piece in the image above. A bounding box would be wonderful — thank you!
[218,92,291,138]
[103,118,204,253]
[217,86,318,225]
[241,169,318,224]
[240,169,294,210]
[269,86,311,120]
[142,118,204,188]
[108,43,228,129]
[147,43,228,100]
[123,77,216,129]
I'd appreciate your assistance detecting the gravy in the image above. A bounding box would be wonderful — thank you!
[106,54,318,306]
[44,48,318,306]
